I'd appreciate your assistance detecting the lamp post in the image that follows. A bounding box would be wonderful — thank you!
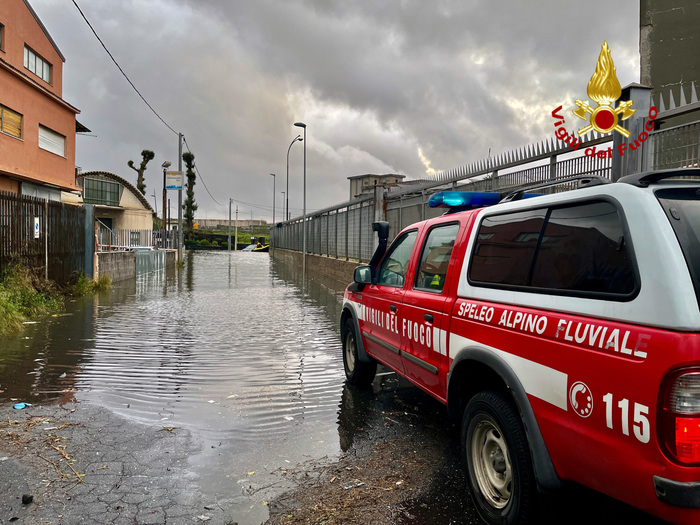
[161,160,172,249]
[270,173,276,224]
[293,122,306,276]
[286,134,302,222]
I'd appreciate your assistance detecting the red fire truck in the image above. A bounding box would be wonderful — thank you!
[341,169,700,524]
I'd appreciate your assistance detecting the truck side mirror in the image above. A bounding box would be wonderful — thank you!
[354,265,372,285]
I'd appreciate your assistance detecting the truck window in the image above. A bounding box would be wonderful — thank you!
[414,223,460,293]
[470,209,546,286]
[377,230,418,287]
[656,187,700,304]
[530,202,636,294]
[470,201,637,297]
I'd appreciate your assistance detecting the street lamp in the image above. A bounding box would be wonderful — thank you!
[162,160,172,249]
[270,173,276,224]
[294,122,307,276]
[286,134,302,221]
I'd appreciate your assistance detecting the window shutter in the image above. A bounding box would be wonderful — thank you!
[38,125,65,156]
[2,107,22,138]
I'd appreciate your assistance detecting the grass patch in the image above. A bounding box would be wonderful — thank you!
[0,264,63,334]
[69,274,112,296]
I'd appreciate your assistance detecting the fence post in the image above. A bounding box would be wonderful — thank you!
[345,207,349,262]
[358,202,362,262]
[613,85,652,179]
[84,204,95,277]
[44,200,48,281]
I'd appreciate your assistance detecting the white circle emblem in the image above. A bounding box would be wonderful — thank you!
[569,381,593,418]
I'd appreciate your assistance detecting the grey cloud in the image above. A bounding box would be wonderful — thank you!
[32,0,640,219]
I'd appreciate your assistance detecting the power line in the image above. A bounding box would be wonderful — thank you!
[71,1,305,218]
[71,0,178,136]
[182,137,226,207]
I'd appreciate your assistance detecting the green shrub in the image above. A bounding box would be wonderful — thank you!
[200,239,210,246]
[211,240,219,247]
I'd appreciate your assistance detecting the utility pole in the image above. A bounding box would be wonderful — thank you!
[178,133,183,258]
[228,198,232,251]
[235,206,239,250]
[167,198,171,248]
[270,173,276,224]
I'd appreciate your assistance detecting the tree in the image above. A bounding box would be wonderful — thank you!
[127,149,155,195]
[182,152,198,240]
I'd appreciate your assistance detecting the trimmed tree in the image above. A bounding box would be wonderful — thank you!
[127,149,155,195]
[182,152,198,240]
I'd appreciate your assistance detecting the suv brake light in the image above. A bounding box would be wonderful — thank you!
[661,369,700,464]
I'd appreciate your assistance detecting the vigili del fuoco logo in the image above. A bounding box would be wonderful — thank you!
[551,41,657,159]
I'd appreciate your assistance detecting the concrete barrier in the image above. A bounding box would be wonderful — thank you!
[272,248,359,285]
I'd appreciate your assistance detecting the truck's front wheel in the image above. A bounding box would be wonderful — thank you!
[462,390,537,525]
[342,318,376,386]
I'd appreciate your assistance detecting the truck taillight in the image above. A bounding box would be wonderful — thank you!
[661,369,700,465]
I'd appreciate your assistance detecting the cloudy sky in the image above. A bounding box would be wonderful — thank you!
[31,0,640,222]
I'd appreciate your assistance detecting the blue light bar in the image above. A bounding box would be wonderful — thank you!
[428,191,500,209]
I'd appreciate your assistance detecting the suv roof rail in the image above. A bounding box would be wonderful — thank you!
[618,168,700,187]
[499,175,610,203]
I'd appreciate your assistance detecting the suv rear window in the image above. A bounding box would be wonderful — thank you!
[656,187,700,301]
[469,200,637,298]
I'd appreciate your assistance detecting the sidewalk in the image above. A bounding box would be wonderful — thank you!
[0,402,231,525]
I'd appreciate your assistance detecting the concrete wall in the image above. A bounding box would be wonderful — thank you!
[272,248,358,285]
[96,251,135,283]
[96,249,177,283]
[640,0,700,124]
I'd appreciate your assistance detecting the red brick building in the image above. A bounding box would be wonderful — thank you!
[0,0,85,201]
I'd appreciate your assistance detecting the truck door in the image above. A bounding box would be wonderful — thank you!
[401,223,461,397]
[359,229,418,374]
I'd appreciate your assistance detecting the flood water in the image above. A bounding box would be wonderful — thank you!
[0,251,355,524]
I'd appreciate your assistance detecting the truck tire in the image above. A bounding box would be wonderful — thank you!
[462,390,537,525]
[342,318,377,386]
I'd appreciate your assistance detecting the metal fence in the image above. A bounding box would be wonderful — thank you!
[95,227,178,251]
[650,121,700,170]
[271,148,612,263]
[272,84,700,264]
[0,190,85,282]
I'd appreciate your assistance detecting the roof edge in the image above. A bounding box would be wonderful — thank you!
[23,0,66,63]
[77,170,154,212]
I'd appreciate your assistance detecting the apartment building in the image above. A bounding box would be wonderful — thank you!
[0,0,85,201]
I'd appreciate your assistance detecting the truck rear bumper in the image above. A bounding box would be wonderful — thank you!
[654,476,700,508]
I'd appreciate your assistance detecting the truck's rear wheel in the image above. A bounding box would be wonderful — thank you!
[342,318,376,386]
[462,390,537,525]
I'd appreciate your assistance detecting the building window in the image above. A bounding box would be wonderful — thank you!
[83,178,122,207]
[0,104,22,139]
[38,125,65,156]
[0,23,5,51]
[24,45,51,83]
